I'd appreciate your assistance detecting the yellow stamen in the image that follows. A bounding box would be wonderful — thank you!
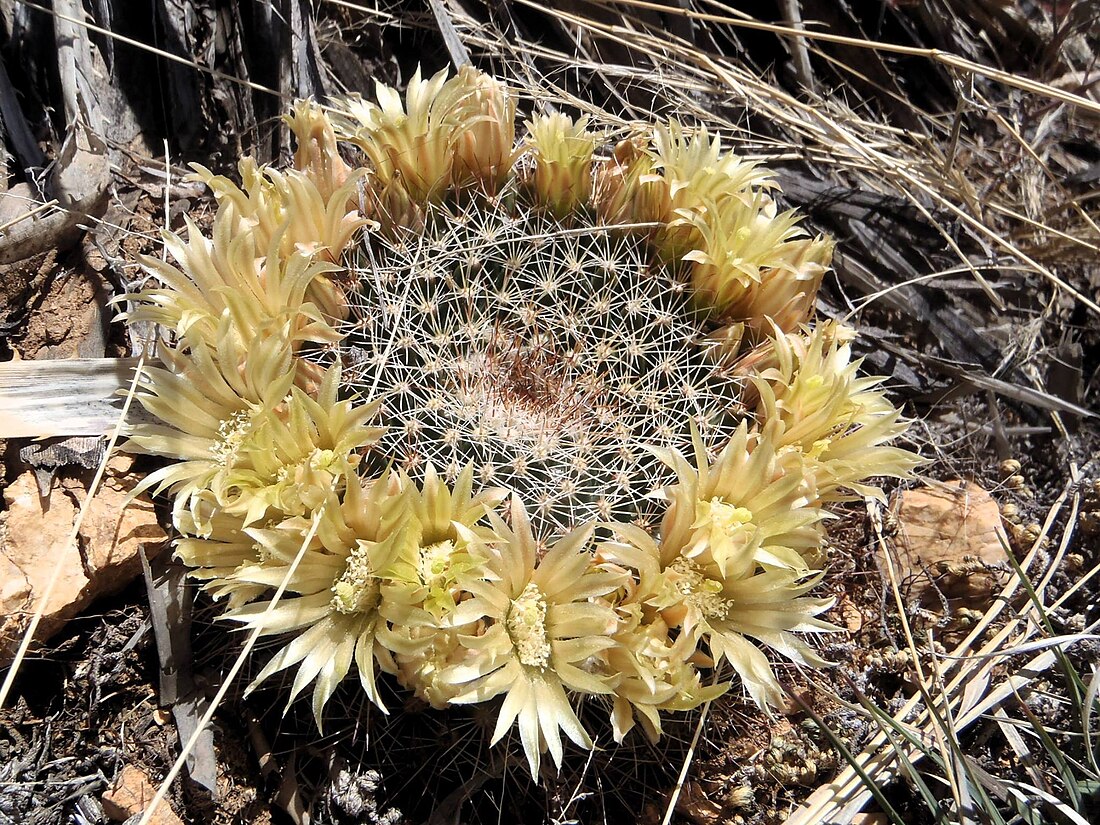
[210,410,252,465]
[668,556,730,620]
[331,542,381,614]
[507,582,551,668]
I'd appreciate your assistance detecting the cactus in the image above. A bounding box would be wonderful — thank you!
[121,69,921,778]
[343,192,745,537]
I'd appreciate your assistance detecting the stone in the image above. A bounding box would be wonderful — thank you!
[882,481,1011,611]
[101,764,183,825]
[673,780,724,825]
[834,593,865,633]
[0,457,166,664]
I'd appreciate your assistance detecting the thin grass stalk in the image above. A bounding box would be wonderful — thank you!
[611,0,1100,117]
[0,353,147,709]
[873,503,968,818]
[842,674,950,819]
[1010,678,1085,812]
[1082,666,1100,776]
[136,488,334,825]
[786,480,1073,823]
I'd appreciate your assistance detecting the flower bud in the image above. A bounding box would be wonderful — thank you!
[525,112,597,217]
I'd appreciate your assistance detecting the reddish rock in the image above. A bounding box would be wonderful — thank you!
[0,457,166,663]
[101,764,183,825]
[882,480,1011,610]
[834,593,865,633]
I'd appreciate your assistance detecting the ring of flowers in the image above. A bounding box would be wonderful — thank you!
[123,67,920,776]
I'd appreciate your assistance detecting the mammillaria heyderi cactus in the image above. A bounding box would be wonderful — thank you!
[122,66,921,776]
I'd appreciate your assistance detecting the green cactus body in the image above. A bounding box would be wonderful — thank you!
[344,189,745,536]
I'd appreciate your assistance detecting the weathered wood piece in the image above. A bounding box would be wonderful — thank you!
[0,54,44,171]
[429,0,472,68]
[0,129,110,264]
[140,551,218,798]
[155,0,258,157]
[0,358,150,438]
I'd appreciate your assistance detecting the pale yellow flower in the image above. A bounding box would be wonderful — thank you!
[391,624,493,710]
[651,122,774,212]
[591,122,822,329]
[173,509,269,608]
[603,515,835,711]
[380,464,506,624]
[285,99,355,201]
[441,497,625,775]
[652,424,825,578]
[220,468,504,720]
[126,329,292,522]
[189,159,368,322]
[447,66,517,193]
[334,67,452,203]
[595,123,775,260]
[126,219,348,386]
[226,368,383,523]
[227,473,409,722]
[331,66,515,206]
[128,355,381,530]
[524,113,597,217]
[697,562,835,709]
[601,428,837,709]
[602,594,724,743]
[371,465,505,707]
[651,123,774,259]
[731,235,833,336]
[678,195,811,319]
[748,321,922,501]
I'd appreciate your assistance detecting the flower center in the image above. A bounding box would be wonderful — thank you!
[331,541,381,614]
[276,448,341,482]
[695,497,754,533]
[668,556,730,620]
[210,410,253,465]
[507,582,551,668]
[692,497,759,568]
[417,539,455,586]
